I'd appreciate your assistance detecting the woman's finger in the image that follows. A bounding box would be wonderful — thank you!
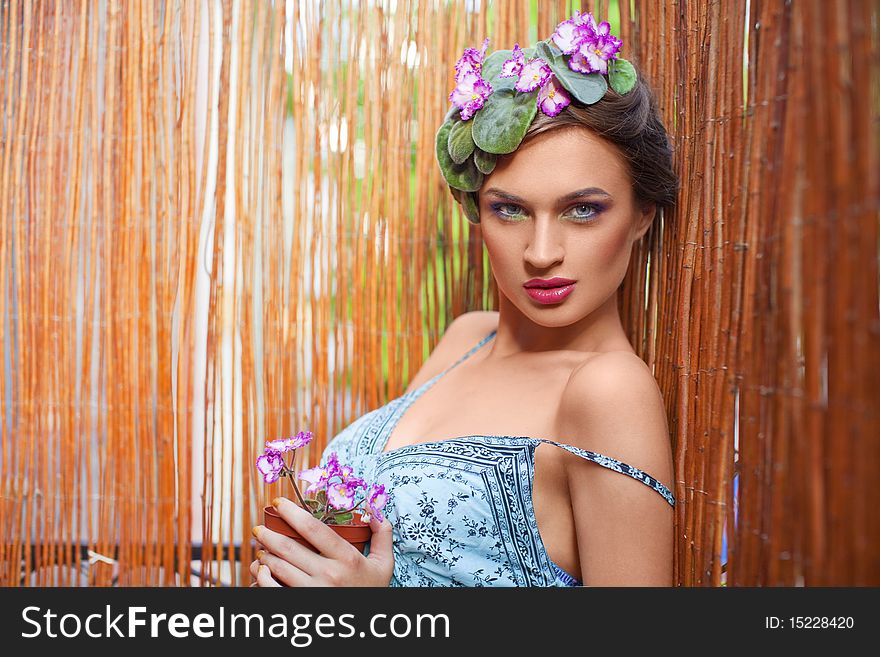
[252,523,327,576]
[249,559,261,582]
[365,515,394,565]
[258,550,311,587]
[256,564,281,587]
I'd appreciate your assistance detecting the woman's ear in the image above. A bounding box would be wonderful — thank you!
[634,202,657,241]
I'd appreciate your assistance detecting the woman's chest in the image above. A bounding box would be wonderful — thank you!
[382,355,580,452]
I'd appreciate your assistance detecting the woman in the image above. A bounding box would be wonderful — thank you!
[251,11,678,587]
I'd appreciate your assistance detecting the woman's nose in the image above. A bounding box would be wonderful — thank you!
[523,218,564,268]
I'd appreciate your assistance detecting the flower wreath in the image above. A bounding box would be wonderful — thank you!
[436,10,636,224]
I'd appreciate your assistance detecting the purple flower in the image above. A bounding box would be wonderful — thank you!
[537,75,571,117]
[515,58,552,93]
[450,38,494,120]
[297,452,366,496]
[454,37,489,81]
[577,27,622,75]
[552,17,584,54]
[567,51,594,74]
[449,72,493,121]
[256,448,285,484]
[501,45,554,95]
[500,43,525,78]
[552,12,622,75]
[344,474,367,489]
[327,482,357,511]
[266,430,313,453]
[298,463,332,494]
[362,483,389,523]
[326,452,344,478]
[552,10,598,54]
[256,431,388,527]
[339,463,358,482]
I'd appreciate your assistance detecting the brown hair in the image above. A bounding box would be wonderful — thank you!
[471,68,678,218]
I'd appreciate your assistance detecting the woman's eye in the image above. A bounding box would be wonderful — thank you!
[490,203,526,220]
[565,203,600,221]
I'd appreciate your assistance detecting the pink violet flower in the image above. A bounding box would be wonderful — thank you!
[327,482,358,511]
[362,483,389,523]
[295,451,381,521]
[449,72,493,121]
[256,448,285,484]
[450,38,493,120]
[339,463,360,483]
[266,430,313,453]
[577,25,622,74]
[257,434,385,526]
[567,50,594,74]
[454,37,489,81]
[500,43,525,78]
[298,462,332,495]
[515,58,552,93]
[552,17,583,54]
[552,10,598,54]
[537,75,571,117]
[551,12,622,75]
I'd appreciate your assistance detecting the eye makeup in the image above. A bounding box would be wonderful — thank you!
[563,202,605,222]
[482,186,612,225]
[488,202,527,221]
[487,201,605,223]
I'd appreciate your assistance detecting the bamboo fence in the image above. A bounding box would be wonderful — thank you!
[0,0,877,587]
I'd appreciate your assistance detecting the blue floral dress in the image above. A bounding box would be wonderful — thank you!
[320,329,675,587]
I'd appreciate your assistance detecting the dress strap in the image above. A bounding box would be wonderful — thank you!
[419,328,497,391]
[534,438,675,507]
[448,328,497,370]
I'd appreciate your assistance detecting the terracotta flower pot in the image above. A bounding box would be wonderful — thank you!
[263,505,372,554]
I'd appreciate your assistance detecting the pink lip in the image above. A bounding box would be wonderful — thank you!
[524,277,576,289]
[524,282,576,305]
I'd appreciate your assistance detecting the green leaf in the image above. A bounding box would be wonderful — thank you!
[447,119,476,164]
[472,87,538,154]
[473,148,497,175]
[436,121,484,191]
[453,188,481,224]
[608,58,637,95]
[536,41,607,105]
[330,512,353,525]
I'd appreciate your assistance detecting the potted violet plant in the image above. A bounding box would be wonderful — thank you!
[255,430,388,554]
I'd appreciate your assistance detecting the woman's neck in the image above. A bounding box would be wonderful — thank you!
[488,292,633,358]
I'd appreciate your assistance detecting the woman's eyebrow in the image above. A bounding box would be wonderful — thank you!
[559,187,613,201]
[482,187,613,203]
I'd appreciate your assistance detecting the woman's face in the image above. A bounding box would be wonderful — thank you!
[477,126,654,329]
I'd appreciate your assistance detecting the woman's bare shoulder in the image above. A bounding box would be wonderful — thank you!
[402,311,499,394]
[556,351,673,489]
[557,352,674,585]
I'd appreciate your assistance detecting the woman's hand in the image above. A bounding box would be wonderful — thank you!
[249,496,394,587]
